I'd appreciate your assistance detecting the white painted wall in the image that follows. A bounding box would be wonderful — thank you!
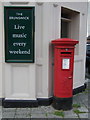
[0,1,3,98]
[36,2,87,98]
[2,2,36,100]
[88,2,90,36]
[0,1,87,99]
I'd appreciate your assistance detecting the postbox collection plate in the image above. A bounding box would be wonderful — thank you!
[62,58,70,69]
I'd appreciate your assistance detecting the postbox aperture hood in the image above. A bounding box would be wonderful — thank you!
[51,38,79,46]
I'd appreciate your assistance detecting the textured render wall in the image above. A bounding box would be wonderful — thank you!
[2,2,36,100]
[88,2,90,36]
[48,2,88,91]
[0,1,3,98]
[58,2,87,89]
[73,2,87,88]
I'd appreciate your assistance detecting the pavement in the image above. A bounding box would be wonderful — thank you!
[0,77,89,120]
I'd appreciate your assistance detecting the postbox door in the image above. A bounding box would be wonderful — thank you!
[54,48,74,98]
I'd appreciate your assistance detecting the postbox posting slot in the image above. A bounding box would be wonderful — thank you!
[60,52,72,57]
[61,52,71,54]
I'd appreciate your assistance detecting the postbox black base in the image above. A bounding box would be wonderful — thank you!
[52,96,72,110]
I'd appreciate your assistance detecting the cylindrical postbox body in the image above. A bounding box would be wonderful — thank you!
[51,38,79,110]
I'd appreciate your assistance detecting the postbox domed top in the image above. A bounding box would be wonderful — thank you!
[51,38,79,46]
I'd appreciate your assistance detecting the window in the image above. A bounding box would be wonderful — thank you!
[61,7,80,54]
[61,7,72,38]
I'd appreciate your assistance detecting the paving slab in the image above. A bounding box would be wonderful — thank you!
[46,113,64,118]
[31,113,47,118]
[41,106,55,114]
[15,108,31,118]
[0,108,2,120]
[64,109,78,118]
[78,113,88,118]
[2,108,16,112]
[2,107,16,118]
[88,112,90,118]
[2,111,15,118]
[30,118,47,120]
[31,107,46,114]
[74,95,88,105]
[73,97,79,104]
[15,114,31,118]
[16,108,31,114]
[78,107,88,113]
[73,111,88,119]
[0,106,2,114]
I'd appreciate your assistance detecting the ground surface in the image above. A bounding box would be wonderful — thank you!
[0,78,89,120]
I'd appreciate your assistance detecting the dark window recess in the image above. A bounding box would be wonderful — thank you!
[61,20,69,38]
[61,13,70,19]
[61,7,72,38]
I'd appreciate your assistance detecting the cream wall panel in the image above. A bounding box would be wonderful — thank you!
[38,3,50,98]
[5,64,36,100]
[53,3,60,39]
[59,2,87,89]
[36,66,43,97]
[36,3,59,98]
[48,4,55,97]
[3,2,36,100]
[11,65,29,97]
[0,2,3,97]
[88,2,90,35]
[36,2,87,98]
[35,3,44,98]
[73,57,85,88]
[35,3,43,65]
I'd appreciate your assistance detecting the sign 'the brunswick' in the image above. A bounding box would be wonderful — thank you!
[4,7,35,63]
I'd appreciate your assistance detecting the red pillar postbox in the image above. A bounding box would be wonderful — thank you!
[51,38,79,110]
